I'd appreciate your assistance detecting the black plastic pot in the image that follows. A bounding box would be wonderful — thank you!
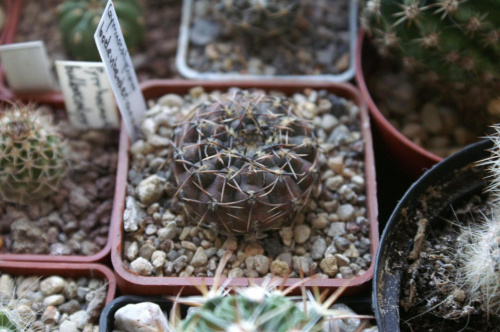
[100,295,374,331]
[373,138,493,331]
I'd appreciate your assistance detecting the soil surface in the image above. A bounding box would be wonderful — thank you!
[399,192,500,331]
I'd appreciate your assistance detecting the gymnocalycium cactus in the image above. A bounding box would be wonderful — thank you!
[362,0,500,109]
[173,90,319,236]
[57,0,145,61]
[213,0,304,38]
[0,104,68,205]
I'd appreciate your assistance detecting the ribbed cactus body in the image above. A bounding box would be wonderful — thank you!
[180,291,316,332]
[213,0,304,38]
[0,105,68,205]
[58,0,145,61]
[173,90,319,235]
[363,0,500,97]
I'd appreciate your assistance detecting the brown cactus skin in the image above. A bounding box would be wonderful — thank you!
[173,90,319,236]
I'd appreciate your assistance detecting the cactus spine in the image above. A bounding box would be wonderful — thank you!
[0,104,68,205]
[172,90,319,236]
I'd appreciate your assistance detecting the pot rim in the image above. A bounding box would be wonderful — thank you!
[111,79,379,295]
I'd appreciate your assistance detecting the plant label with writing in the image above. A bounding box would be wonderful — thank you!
[56,61,119,129]
[0,41,55,93]
[93,0,146,141]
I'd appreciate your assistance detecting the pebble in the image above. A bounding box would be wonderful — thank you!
[136,175,165,206]
[125,242,139,261]
[244,243,265,257]
[59,320,78,332]
[279,227,294,246]
[151,251,167,268]
[320,256,338,277]
[42,306,60,324]
[130,257,154,276]
[271,260,290,277]
[181,241,197,252]
[139,242,156,260]
[311,238,327,260]
[191,247,208,267]
[40,276,67,296]
[336,204,355,221]
[311,214,329,229]
[253,255,270,275]
[228,268,244,278]
[43,294,65,306]
[328,223,347,237]
[114,302,169,332]
[293,224,311,244]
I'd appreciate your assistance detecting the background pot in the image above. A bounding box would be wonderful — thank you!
[111,80,379,295]
[373,138,492,331]
[176,0,358,82]
[355,29,442,180]
[99,294,373,332]
[0,260,116,304]
[0,93,119,264]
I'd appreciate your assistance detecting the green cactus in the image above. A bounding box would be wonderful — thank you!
[0,309,16,332]
[362,0,500,110]
[212,0,304,38]
[57,0,145,61]
[172,90,319,236]
[0,104,68,205]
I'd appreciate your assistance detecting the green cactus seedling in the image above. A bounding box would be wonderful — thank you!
[0,104,68,205]
[57,0,145,61]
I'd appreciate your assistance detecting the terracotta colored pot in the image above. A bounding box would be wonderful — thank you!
[355,29,442,180]
[111,80,379,295]
[0,260,116,305]
[0,93,119,264]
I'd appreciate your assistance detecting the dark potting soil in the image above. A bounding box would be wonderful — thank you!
[14,0,182,81]
[398,192,500,332]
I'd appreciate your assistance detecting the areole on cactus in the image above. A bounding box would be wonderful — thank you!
[57,0,145,61]
[362,0,500,112]
[212,0,304,38]
[172,90,320,236]
[0,104,68,205]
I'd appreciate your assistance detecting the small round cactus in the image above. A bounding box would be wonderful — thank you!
[0,104,68,205]
[57,0,145,61]
[212,0,304,38]
[172,90,319,236]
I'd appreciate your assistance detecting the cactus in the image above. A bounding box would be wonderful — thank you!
[0,104,68,205]
[212,0,304,38]
[172,90,319,236]
[455,124,500,318]
[362,0,500,110]
[57,0,145,61]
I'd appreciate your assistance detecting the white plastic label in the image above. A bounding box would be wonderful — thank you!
[0,41,55,93]
[94,0,146,141]
[56,61,119,129]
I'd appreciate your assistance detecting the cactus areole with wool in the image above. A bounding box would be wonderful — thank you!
[173,91,319,236]
[57,0,145,61]
[363,0,500,91]
[0,105,68,205]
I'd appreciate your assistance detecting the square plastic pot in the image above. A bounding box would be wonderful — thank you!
[0,93,120,264]
[111,80,379,295]
[176,0,358,82]
[0,260,116,305]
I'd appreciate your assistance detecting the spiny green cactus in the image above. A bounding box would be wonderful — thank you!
[212,0,304,38]
[362,0,500,110]
[0,309,16,332]
[57,0,145,61]
[172,90,319,236]
[0,104,68,205]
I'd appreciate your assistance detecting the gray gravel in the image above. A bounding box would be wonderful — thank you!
[122,87,372,280]
[0,273,106,331]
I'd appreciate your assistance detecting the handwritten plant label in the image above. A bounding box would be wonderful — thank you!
[0,41,55,93]
[94,0,146,141]
[55,61,119,129]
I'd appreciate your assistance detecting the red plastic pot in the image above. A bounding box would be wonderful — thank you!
[111,80,379,295]
[0,93,119,264]
[355,29,442,180]
[0,260,116,305]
